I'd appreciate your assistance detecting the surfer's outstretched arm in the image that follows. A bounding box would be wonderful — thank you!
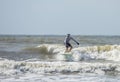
[71,37,79,45]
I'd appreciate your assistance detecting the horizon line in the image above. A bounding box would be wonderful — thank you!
[0,34,120,36]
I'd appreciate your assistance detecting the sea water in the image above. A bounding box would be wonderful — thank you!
[0,35,120,82]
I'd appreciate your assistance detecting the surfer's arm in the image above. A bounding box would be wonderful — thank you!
[71,37,79,45]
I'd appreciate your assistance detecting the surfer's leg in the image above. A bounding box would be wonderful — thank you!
[69,46,72,52]
[67,43,72,52]
[65,48,69,52]
[65,43,69,52]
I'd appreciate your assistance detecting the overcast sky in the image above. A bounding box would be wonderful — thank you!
[0,0,120,35]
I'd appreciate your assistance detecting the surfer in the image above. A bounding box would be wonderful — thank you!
[64,34,79,52]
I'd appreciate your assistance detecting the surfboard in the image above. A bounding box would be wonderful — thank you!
[63,52,73,61]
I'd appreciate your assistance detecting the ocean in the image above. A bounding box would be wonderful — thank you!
[0,35,120,82]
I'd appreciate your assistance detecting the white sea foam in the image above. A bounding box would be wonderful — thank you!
[2,73,120,82]
[0,59,120,76]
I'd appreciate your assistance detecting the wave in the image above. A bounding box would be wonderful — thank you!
[71,45,120,61]
[23,44,64,54]
[23,44,120,62]
[0,59,120,76]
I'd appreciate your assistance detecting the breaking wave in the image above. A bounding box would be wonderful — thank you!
[23,44,120,62]
[23,44,64,54]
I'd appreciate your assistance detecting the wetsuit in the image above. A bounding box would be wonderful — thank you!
[64,35,79,48]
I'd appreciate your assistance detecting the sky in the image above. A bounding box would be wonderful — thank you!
[0,0,120,35]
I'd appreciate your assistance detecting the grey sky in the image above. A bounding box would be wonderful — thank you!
[0,0,120,35]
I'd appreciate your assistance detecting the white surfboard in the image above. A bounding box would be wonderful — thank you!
[63,52,73,61]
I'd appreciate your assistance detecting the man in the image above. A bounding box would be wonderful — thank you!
[64,34,79,52]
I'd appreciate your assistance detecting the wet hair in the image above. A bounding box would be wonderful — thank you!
[67,34,70,36]
[67,34,70,37]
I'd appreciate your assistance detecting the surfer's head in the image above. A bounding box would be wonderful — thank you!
[67,34,70,37]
